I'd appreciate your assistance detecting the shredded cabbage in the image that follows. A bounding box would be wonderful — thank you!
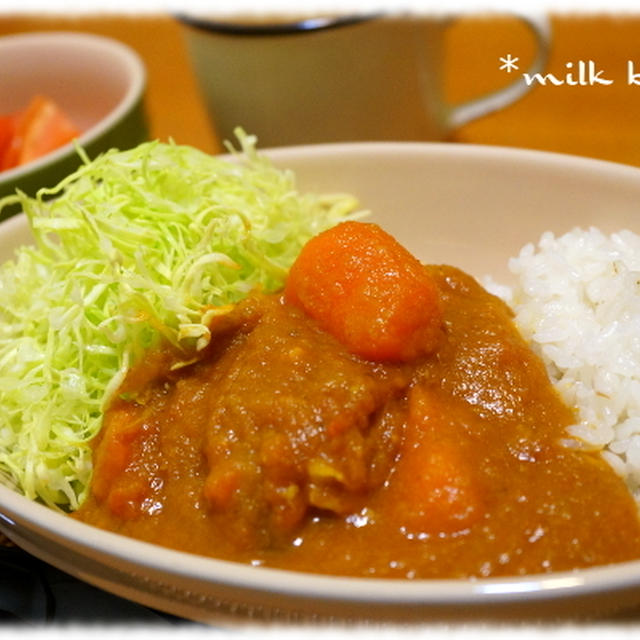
[0,131,362,510]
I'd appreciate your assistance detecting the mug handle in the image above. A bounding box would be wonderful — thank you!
[444,13,551,130]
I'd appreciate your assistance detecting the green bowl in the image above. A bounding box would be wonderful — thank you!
[0,31,148,221]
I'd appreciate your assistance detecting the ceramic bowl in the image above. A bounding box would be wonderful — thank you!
[2,142,640,626]
[0,31,148,220]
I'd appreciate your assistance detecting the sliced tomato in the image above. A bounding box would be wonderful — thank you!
[0,95,80,171]
[0,114,16,170]
[14,95,80,166]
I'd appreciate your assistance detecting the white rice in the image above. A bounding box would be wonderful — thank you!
[485,227,640,502]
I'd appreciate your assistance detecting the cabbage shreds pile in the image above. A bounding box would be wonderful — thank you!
[0,133,361,510]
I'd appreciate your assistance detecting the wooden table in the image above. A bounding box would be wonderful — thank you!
[447,13,640,167]
[2,13,640,167]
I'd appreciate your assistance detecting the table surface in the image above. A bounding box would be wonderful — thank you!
[2,13,640,167]
[2,9,640,626]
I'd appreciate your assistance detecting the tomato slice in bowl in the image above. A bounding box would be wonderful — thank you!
[0,114,17,170]
[1,96,80,171]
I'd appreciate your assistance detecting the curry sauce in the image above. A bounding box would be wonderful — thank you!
[74,258,640,579]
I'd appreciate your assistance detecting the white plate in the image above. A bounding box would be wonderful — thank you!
[3,142,640,626]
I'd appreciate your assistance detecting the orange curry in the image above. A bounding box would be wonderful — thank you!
[74,222,640,578]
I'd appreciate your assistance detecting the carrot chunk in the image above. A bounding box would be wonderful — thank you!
[105,478,150,520]
[284,221,443,362]
[385,385,485,535]
[91,405,156,519]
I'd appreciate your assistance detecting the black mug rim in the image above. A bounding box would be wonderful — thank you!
[174,12,383,37]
